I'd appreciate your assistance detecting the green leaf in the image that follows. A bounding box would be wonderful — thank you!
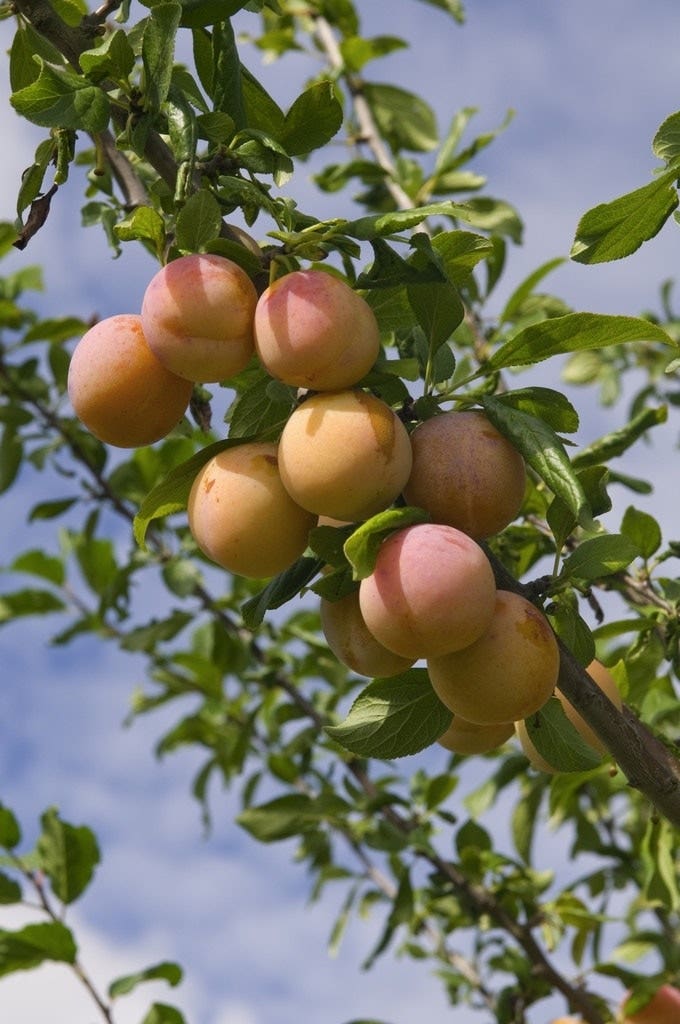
[11,549,65,586]
[620,506,662,560]
[133,438,249,547]
[486,313,677,373]
[573,405,668,469]
[571,170,679,263]
[499,256,566,324]
[79,29,135,83]
[212,20,246,127]
[0,921,77,977]
[493,387,579,434]
[653,110,680,162]
[343,507,431,581]
[325,669,452,758]
[346,201,480,241]
[11,59,110,132]
[407,280,464,364]
[114,206,166,257]
[36,808,100,905]
[522,698,602,773]
[142,2,182,114]
[0,589,65,625]
[0,428,23,494]
[227,376,295,439]
[0,873,22,905]
[560,534,640,583]
[28,497,78,521]
[363,83,438,153]
[241,556,323,630]
[175,189,223,253]
[9,24,66,92]
[281,81,343,156]
[511,783,543,863]
[340,34,407,73]
[237,793,349,843]
[416,0,465,21]
[140,1004,187,1024]
[178,0,247,27]
[430,230,494,284]
[481,396,593,529]
[0,806,21,849]
[240,62,285,137]
[109,961,183,999]
[640,816,680,910]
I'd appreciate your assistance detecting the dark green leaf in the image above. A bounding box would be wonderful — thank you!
[9,24,65,92]
[237,792,349,843]
[363,83,438,153]
[343,507,431,580]
[240,63,285,137]
[407,280,464,363]
[486,314,677,373]
[140,1004,187,1024]
[11,59,110,132]
[175,189,223,253]
[522,698,602,773]
[481,397,593,529]
[571,170,679,264]
[573,405,668,468]
[499,256,566,324]
[621,506,662,560]
[0,873,22,905]
[0,589,65,625]
[281,81,343,156]
[560,534,640,583]
[493,387,579,434]
[28,497,78,521]
[11,549,65,586]
[37,807,100,905]
[326,669,452,759]
[179,0,247,27]
[227,375,295,439]
[241,557,323,629]
[0,429,23,494]
[414,0,465,21]
[109,961,183,998]
[142,3,182,114]
[212,20,246,127]
[0,921,77,977]
[79,29,135,83]
[0,806,21,849]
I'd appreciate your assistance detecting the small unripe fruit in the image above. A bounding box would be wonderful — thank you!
[141,253,258,382]
[67,314,193,448]
[516,659,623,772]
[254,270,380,390]
[437,716,514,756]
[358,523,497,660]
[427,591,559,725]
[278,389,413,522]
[187,442,316,578]
[321,590,414,678]
[403,410,527,538]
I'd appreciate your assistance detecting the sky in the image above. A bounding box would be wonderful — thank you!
[1,2,680,1023]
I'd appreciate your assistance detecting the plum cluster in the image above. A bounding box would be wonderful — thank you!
[66,255,617,767]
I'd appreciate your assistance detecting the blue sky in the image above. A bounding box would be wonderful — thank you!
[1,2,680,1022]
